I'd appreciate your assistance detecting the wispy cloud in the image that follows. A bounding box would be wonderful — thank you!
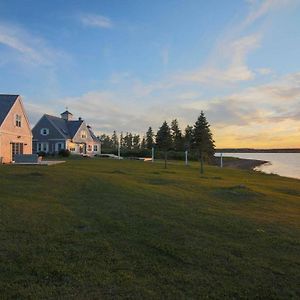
[79,14,113,29]
[0,22,68,66]
[244,0,295,26]
[177,34,261,84]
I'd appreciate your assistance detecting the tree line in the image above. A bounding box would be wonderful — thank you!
[99,111,215,172]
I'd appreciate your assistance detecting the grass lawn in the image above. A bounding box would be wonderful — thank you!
[0,158,299,299]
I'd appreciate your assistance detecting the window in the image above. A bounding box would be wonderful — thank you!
[11,143,24,161]
[87,144,92,152]
[81,130,87,139]
[70,147,76,152]
[15,114,22,127]
[37,142,48,153]
[40,128,49,136]
[55,142,64,152]
[93,145,98,152]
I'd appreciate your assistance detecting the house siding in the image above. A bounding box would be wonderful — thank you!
[32,113,101,156]
[0,97,32,163]
[32,116,66,154]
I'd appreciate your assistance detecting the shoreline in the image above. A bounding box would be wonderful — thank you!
[214,156,268,171]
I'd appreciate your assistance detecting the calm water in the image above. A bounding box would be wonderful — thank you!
[216,153,300,180]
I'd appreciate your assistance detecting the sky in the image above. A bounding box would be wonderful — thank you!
[0,0,300,148]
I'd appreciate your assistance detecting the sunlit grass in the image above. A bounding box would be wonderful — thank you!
[0,158,299,298]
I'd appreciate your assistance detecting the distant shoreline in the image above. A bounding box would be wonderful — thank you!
[216,148,300,153]
[214,157,268,171]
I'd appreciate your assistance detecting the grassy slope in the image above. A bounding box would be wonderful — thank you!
[0,159,299,299]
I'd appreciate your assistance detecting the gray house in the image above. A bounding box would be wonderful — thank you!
[32,110,101,155]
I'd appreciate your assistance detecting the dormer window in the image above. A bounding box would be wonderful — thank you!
[15,114,22,127]
[40,128,49,136]
[81,130,87,139]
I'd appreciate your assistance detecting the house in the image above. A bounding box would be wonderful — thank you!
[0,94,33,163]
[32,110,101,155]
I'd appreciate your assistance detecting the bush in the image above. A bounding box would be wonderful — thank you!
[37,151,46,157]
[58,149,71,157]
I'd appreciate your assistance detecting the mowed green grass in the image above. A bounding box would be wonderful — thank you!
[0,159,299,299]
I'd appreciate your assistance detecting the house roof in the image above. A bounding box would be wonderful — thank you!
[0,94,19,126]
[43,114,99,141]
[67,120,83,137]
[44,114,70,138]
[88,126,101,143]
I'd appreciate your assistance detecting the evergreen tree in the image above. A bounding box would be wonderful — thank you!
[140,136,146,150]
[156,121,172,168]
[120,132,125,148]
[171,119,183,151]
[146,127,154,150]
[124,132,133,150]
[111,131,119,149]
[184,125,193,151]
[132,134,140,149]
[192,111,215,174]
[100,134,113,149]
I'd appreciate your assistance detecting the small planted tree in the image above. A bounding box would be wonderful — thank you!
[192,111,215,174]
[156,121,172,169]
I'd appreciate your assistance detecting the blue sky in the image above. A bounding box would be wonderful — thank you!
[0,0,300,147]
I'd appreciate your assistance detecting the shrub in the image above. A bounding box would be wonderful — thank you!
[37,151,46,157]
[58,149,71,157]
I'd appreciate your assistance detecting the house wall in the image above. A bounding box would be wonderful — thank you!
[72,122,96,155]
[0,98,32,163]
[32,115,66,154]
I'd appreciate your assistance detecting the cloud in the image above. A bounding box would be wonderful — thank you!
[0,22,67,66]
[177,34,261,84]
[79,14,113,29]
[182,72,300,127]
[244,0,295,26]
[256,68,272,75]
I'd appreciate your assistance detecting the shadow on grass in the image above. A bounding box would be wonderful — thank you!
[213,185,263,201]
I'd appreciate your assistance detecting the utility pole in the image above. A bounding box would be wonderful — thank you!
[185,150,188,166]
[151,147,154,162]
[118,135,121,159]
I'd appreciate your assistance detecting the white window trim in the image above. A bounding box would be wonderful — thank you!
[15,114,22,127]
[55,142,65,152]
[37,142,49,153]
[40,128,49,136]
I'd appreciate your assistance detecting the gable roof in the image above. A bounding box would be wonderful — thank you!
[43,115,84,139]
[36,113,100,142]
[0,94,19,126]
[67,120,83,138]
[88,126,101,143]
[44,114,71,138]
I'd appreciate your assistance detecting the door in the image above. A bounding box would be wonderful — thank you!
[11,143,24,161]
